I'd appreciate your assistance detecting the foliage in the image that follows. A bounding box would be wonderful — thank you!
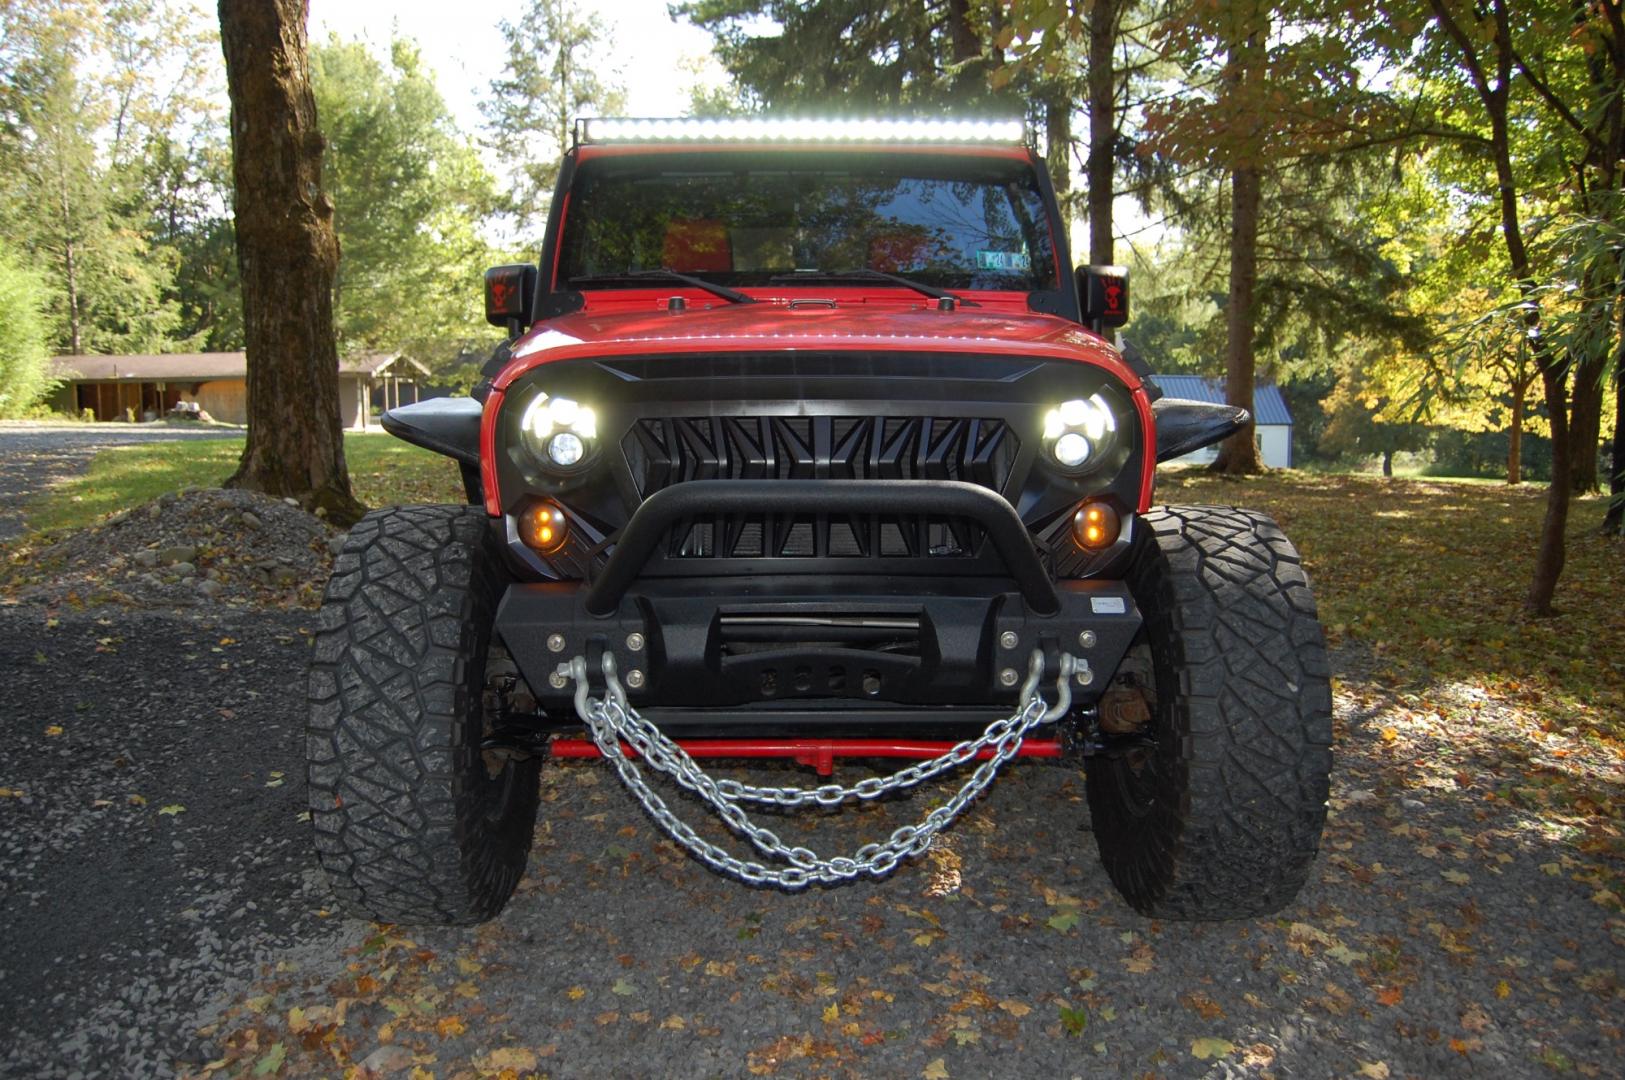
[312,36,503,375]
[0,0,220,356]
[0,244,53,414]
[483,0,626,237]
[674,0,1013,110]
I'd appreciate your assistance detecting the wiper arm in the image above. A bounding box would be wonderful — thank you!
[570,269,758,305]
[768,268,980,307]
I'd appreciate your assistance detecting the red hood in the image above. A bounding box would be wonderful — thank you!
[492,300,1140,391]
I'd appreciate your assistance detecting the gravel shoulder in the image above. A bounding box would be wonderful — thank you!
[1,602,1618,1079]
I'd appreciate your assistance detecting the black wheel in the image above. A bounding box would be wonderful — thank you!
[1085,505,1333,920]
[307,505,540,924]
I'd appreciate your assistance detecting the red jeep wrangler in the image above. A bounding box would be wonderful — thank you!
[307,118,1332,926]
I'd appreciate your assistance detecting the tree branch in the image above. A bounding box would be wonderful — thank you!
[1510,48,1603,154]
[1428,0,1494,103]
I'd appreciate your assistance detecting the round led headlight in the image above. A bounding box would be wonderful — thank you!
[1052,432,1091,468]
[519,392,599,475]
[547,431,584,467]
[1042,394,1118,474]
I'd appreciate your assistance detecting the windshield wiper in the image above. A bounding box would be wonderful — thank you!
[570,269,758,305]
[768,268,980,307]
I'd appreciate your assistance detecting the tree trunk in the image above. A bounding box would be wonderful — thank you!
[1213,164,1263,474]
[64,239,80,356]
[1381,448,1393,477]
[1527,355,1572,614]
[1606,322,1624,535]
[1430,0,1573,613]
[1568,352,1605,491]
[218,0,363,524]
[1507,388,1523,485]
[1045,94,1072,236]
[1085,0,1118,266]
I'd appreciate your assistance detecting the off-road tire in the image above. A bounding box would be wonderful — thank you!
[307,505,540,925]
[1086,505,1332,920]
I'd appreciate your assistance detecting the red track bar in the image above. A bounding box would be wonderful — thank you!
[548,737,1064,777]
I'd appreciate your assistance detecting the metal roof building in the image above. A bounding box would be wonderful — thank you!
[1149,375,1296,467]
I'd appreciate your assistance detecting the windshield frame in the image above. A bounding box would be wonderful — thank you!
[533,143,1079,322]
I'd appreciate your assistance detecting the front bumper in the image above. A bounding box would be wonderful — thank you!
[499,575,1141,732]
[494,478,1142,732]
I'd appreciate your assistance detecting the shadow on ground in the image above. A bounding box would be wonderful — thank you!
[1,471,1620,1079]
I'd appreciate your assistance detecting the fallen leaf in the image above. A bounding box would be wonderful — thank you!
[1494,980,1511,999]
[1122,945,1154,974]
[997,999,1031,1017]
[1058,1003,1089,1036]
[922,1057,949,1079]
[566,986,587,1001]
[472,1046,538,1072]
[611,977,635,996]
[660,1014,686,1031]
[1191,1037,1236,1060]
[435,1015,466,1038]
[159,804,185,816]
[251,1042,286,1076]
[44,725,64,737]
[1375,987,1404,1007]
[1179,991,1225,1020]
[1461,1003,1491,1033]
[1357,1062,1391,1079]
[1442,869,1471,885]
[1047,910,1080,932]
[822,1002,838,1024]
[359,1045,413,1074]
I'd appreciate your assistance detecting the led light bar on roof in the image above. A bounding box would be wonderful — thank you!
[575,116,1028,146]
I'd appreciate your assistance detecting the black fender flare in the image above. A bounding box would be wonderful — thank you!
[1151,398,1250,462]
[380,397,483,467]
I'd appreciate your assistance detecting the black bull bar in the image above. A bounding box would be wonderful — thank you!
[496,479,1143,720]
[585,479,1060,616]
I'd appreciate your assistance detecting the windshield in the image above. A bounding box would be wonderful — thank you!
[557,151,1058,293]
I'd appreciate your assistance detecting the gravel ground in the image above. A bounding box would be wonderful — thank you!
[0,606,329,1078]
[1,602,1618,1079]
[0,422,241,543]
[9,488,337,610]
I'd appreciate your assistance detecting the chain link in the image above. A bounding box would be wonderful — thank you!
[560,648,1075,889]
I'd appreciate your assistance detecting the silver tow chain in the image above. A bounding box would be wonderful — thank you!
[557,648,1075,889]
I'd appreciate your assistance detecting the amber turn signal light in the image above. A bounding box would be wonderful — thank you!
[518,500,569,554]
[1072,501,1120,550]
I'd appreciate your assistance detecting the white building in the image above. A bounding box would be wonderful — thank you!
[1150,375,1295,468]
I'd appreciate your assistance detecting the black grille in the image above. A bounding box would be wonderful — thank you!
[622,416,1019,560]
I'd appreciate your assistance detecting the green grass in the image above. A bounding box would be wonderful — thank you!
[1158,470,1623,741]
[16,431,463,537]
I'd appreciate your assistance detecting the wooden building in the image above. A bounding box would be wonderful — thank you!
[46,352,431,428]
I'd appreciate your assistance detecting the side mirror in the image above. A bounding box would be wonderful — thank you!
[484,263,538,336]
[1076,264,1129,331]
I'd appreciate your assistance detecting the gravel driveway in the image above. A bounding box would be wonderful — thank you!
[0,422,242,543]
[0,605,1619,1079]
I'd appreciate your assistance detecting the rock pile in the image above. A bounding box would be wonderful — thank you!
[6,488,345,610]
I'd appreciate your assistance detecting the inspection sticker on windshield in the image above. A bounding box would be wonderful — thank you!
[975,249,1031,271]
